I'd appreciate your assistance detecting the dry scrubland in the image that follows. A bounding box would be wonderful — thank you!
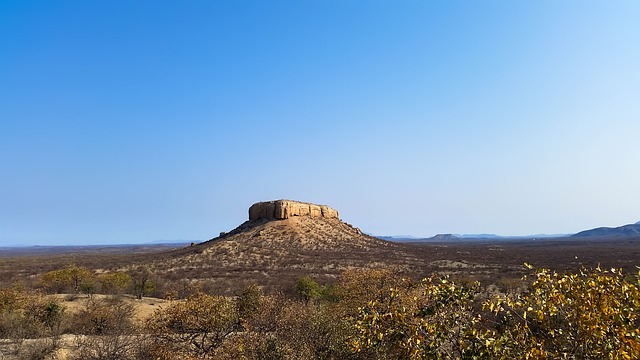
[1,265,639,359]
[1,208,639,359]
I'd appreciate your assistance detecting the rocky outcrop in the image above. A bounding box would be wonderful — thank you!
[249,200,339,221]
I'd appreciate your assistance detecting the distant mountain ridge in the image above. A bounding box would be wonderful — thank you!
[378,220,640,241]
[375,235,423,241]
[572,222,640,238]
[377,233,569,242]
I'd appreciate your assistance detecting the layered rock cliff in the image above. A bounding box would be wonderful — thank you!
[248,200,339,221]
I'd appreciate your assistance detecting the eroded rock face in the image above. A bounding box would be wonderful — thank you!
[249,200,339,221]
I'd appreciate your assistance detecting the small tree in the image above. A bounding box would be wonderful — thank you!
[295,276,322,304]
[67,265,94,294]
[99,272,132,295]
[39,265,93,294]
[129,267,155,299]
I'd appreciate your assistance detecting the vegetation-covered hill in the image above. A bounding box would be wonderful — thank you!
[140,215,423,294]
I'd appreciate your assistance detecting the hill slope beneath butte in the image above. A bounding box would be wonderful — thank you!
[143,201,421,293]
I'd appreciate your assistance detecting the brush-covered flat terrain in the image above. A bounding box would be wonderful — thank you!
[3,229,637,296]
[1,202,639,359]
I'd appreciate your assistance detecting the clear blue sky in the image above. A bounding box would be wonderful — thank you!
[2,1,639,245]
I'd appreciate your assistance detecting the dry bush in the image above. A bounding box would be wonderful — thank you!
[236,283,263,322]
[268,301,353,359]
[220,292,353,360]
[63,296,144,360]
[70,334,143,360]
[66,296,134,336]
[336,268,403,315]
[0,286,64,360]
[162,279,201,300]
[146,293,239,359]
[0,286,65,340]
[14,338,57,360]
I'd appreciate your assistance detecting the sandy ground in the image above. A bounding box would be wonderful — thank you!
[1,295,172,360]
[51,293,172,323]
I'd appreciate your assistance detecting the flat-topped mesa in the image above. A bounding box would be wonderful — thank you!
[249,200,339,221]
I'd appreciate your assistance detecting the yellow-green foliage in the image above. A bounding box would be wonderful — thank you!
[39,264,94,294]
[5,265,639,359]
[98,272,132,295]
[351,267,640,359]
[0,284,27,313]
[484,266,640,359]
[351,275,486,359]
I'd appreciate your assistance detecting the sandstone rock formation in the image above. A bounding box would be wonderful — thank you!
[249,200,339,221]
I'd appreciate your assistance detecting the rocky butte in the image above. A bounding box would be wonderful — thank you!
[248,200,339,221]
[153,199,409,295]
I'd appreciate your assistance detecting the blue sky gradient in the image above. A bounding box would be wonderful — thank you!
[2,1,639,245]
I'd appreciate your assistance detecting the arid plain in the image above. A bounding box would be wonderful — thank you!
[1,200,639,359]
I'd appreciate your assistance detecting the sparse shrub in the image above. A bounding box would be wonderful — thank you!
[67,297,134,336]
[71,334,141,360]
[64,296,139,360]
[336,268,401,315]
[0,284,27,314]
[270,300,353,359]
[223,292,354,360]
[15,338,57,360]
[0,285,65,340]
[236,283,263,322]
[162,278,201,300]
[319,283,341,303]
[495,275,527,294]
[22,298,65,338]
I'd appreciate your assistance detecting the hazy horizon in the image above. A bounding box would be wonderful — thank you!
[2,202,638,247]
[2,1,640,246]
